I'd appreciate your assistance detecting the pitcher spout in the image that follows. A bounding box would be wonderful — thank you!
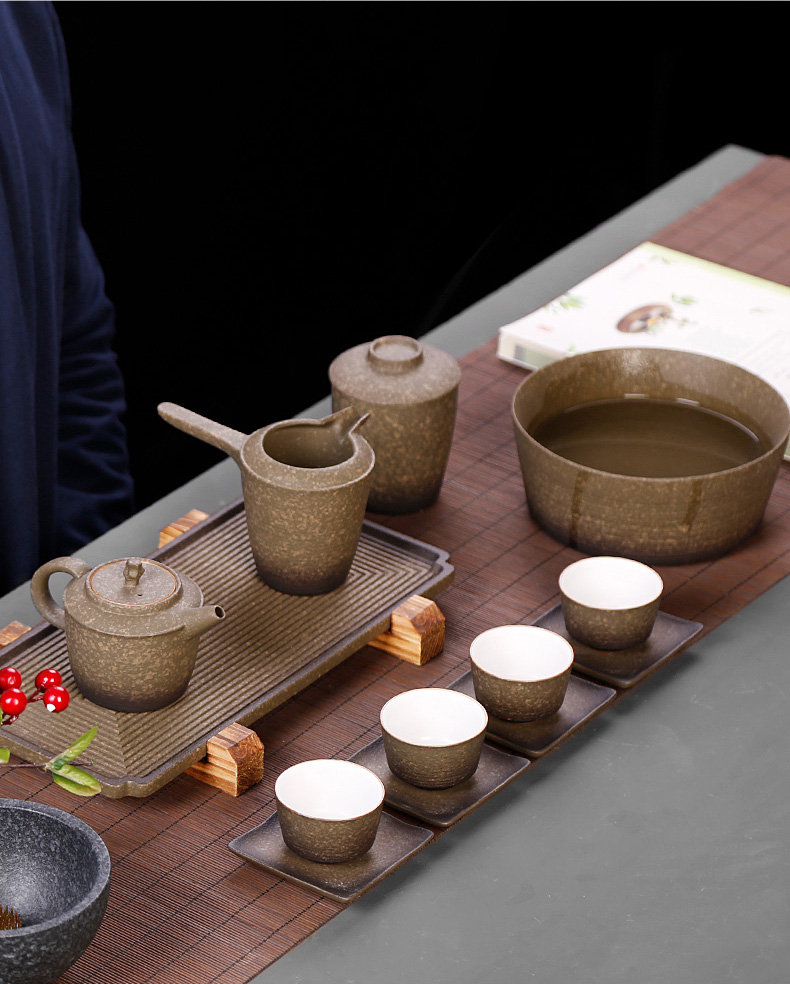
[324,405,370,440]
[181,604,226,640]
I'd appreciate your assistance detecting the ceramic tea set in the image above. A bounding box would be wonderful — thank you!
[251,343,790,868]
[270,552,666,867]
[21,337,790,876]
[31,340,787,722]
[28,335,461,715]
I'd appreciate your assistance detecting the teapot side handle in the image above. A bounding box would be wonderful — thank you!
[30,557,92,630]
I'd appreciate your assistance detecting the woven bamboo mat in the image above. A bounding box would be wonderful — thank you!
[4,155,790,984]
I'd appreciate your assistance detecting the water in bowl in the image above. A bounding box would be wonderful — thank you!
[530,397,767,477]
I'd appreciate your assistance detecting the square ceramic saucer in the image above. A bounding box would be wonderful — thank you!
[228,810,433,904]
[350,737,530,828]
[449,671,616,758]
[533,604,703,688]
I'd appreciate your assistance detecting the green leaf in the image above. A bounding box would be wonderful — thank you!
[0,748,10,764]
[50,764,102,797]
[44,726,98,772]
[51,774,99,797]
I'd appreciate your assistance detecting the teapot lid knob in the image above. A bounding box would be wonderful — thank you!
[124,559,145,586]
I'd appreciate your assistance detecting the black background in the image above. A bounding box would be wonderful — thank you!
[53,4,786,510]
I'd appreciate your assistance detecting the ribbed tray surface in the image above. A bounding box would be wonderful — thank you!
[1,501,452,796]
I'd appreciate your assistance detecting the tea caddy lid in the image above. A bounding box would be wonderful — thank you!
[328,334,461,406]
[86,558,183,615]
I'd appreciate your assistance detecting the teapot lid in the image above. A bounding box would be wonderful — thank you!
[87,558,182,614]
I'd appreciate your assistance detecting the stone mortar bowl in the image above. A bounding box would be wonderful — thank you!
[512,348,790,564]
[0,799,111,984]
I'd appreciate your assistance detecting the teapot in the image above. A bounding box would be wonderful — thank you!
[158,404,374,595]
[31,556,225,713]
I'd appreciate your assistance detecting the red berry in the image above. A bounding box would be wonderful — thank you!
[42,685,70,713]
[0,688,27,716]
[35,668,62,692]
[0,666,22,691]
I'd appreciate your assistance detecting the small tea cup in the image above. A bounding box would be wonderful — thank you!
[274,759,385,863]
[470,625,575,722]
[559,555,663,650]
[379,688,488,789]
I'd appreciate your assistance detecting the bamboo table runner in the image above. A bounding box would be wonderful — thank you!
[5,156,790,984]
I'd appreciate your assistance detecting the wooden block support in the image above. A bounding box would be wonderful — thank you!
[158,508,210,548]
[160,510,266,795]
[368,595,445,665]
[185,722,264,796]
[0,621,31,650]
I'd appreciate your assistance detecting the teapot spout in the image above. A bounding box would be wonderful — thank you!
[182,604,226,640]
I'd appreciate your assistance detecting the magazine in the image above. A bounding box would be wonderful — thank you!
[497,242,790,414]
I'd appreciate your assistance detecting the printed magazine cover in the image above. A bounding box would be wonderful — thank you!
[497,242,790,414]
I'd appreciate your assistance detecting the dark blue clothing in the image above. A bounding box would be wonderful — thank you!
[0,2,134,594]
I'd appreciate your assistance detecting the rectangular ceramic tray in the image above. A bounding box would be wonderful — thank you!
[0,498,453,797]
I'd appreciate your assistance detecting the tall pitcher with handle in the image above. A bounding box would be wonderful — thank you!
[158,404,374,595]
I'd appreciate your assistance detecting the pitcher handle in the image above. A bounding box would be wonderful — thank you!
[157,403,247,464]
[30,557,92,630]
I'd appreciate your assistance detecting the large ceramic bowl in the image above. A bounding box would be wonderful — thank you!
[0,799,111,984]
[512,348,790,564]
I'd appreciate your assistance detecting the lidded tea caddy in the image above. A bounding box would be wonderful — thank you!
[31,555,225,712]
[329,335,461,513]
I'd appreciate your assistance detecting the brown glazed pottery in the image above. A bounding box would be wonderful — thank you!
[351,736,531,829]
[558,555,663,650]
[274,759,385,864]
[469,625,574,722]
[228,810,433,904]
[158,403,374,594]
[512,348,790,564]
[379,688,488,789]
[30,556,224,713]
[329,335,461,513]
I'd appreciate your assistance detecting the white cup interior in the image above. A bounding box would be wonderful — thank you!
[470,625,574,682]
[275,759,385,821]
[559,556,663,611]
[380,688,488,746]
